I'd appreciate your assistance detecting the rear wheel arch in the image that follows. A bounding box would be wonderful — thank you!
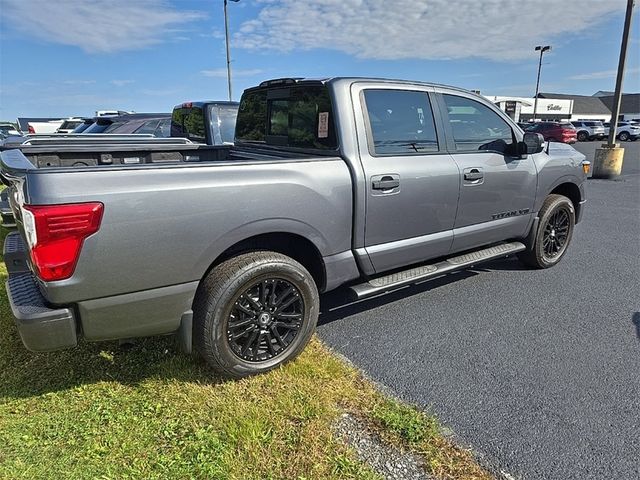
[203,232,326,293]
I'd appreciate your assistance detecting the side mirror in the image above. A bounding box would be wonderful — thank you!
[520,132,544,156]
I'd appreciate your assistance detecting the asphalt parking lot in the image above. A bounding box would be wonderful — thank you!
[318,140,640,479]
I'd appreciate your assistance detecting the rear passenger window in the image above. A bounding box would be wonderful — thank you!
[363,90,438,155]
[443,94,514,152]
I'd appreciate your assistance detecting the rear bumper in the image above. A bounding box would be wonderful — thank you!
[6,272,78,352]
[4,231,78,351]
[3,230,196,351]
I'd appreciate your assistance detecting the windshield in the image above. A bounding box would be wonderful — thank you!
[208,104,239,144]
[235,85,338,150]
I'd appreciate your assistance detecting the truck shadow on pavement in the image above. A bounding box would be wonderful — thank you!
[318,256,528,326]
[318,270,478,326]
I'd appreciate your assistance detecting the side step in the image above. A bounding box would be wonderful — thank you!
[349,242,525,299]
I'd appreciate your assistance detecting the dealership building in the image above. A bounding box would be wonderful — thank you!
[484,92,640,123]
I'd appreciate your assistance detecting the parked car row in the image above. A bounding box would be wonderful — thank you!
[518,119,639,144]
[4,102,240,146]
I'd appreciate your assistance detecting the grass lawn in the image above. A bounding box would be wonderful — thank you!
[0,226,490,479]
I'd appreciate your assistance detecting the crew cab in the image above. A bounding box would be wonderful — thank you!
[1,77,589,378]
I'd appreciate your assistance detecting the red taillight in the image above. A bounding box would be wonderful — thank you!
[22,203,103,282]
[28,125,35,134]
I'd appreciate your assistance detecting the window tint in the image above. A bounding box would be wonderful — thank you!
[443,94,514,152]
[171,107,207,142]
[103,121,127,133]
[155,118,171,138]
[135,119,161,135]
[236,86,337,150]
[84,121,117,134]
[363,89,438,155]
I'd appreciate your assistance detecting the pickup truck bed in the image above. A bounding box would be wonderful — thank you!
[2,77,588,378]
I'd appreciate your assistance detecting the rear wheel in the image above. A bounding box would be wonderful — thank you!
[518,194,575,269]
[577,131,589,142]
[193,252,319,378]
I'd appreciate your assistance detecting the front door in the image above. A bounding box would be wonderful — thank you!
[353,84,460,273]
[436,91,537,253]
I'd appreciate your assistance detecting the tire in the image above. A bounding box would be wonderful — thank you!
[518,194,575,269]
[193,251,319,378]
[619,131,630,141]
[577,131,589,142]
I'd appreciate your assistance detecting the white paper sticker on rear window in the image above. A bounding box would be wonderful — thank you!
[318,112,329,138]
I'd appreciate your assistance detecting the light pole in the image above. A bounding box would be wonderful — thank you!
[532,45,551,122]
[593,0,635,179]
[223,0,240,101]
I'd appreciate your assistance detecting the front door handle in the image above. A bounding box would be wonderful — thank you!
[372,175,400,190]
[464,168,483,181]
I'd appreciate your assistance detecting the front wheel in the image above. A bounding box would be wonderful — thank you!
[193,251,319,378]
[577,131,589,142]
[518,194,575,269]
[619,131,630,141]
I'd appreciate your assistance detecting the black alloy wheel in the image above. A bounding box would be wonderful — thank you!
[193,251,319,378]
[518,194,575,269]
[227,278,304,362]
[541,207,571,261]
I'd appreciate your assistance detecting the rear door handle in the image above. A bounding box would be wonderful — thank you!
[464,168,483,181]
[372,175,400,190]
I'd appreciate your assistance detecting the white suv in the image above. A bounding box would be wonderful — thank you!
[571,121,606,141]
[603,121,640,142]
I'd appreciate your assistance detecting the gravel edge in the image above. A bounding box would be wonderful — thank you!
[334,412,433,480]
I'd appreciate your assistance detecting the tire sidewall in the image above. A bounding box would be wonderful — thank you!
[204,257,318,377]
[533,197,575,268]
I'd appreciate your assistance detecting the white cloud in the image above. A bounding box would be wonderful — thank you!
[2,0,205,53]
[201,68,264,78]
[235,0,625,61]
[111,80,135,87]
[569,67,640,80]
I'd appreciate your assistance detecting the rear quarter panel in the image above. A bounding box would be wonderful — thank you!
[23,159,353,304]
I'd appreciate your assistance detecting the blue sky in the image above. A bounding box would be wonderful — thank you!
[0,0,638,120]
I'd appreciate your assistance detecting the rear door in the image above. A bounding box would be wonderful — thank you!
[435,90,537,252]
[351,82,460,273]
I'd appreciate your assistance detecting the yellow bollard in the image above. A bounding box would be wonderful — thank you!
[592,144,625,179]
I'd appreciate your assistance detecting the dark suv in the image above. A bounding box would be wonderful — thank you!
[82,113,171,137]
[525,122,577,144]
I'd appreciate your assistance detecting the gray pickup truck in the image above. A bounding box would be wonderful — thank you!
[1,77,589,378]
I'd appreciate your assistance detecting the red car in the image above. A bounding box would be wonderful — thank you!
[524,122,577,144]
